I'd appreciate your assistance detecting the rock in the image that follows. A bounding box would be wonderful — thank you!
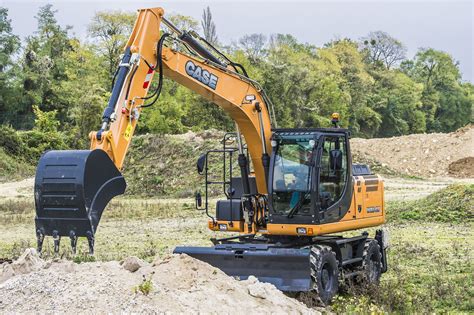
[0,263,16,283]
[121,256,146,272]
[11,248,43,275]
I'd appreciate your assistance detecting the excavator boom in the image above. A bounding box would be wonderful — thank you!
[34,7,272,253]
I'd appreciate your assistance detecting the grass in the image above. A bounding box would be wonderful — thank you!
[0,148,34,183]
[0,184,473,313]
[134,274,154,296]
[387,184,474,223]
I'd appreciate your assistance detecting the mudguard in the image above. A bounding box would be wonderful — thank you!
[174,244,311,291]
[34,149,126,252]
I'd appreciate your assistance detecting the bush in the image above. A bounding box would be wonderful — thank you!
[19,130,69,162]
[0,124,25,156]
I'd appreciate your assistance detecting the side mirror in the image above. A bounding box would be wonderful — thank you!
[329,149,343,171]
[197,153,206,175]
[195,192,202,208]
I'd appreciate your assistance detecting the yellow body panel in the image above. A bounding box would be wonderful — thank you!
[208,175,385,236]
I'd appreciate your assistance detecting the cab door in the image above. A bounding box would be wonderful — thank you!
[317,133,353,224]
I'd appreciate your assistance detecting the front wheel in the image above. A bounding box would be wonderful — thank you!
[310,245,339,305]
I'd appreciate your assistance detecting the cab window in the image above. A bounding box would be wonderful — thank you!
[319,136,348,209]
[271,139,314,215]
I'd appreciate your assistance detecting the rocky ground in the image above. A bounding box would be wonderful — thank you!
[0,249,315,314]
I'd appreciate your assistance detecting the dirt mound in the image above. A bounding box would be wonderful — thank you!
[448,157,474,178]
[351,125,474,178]
[0,249,316,314]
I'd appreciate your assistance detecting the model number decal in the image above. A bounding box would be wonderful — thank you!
[185,60,218,90]
[367,206,381,213]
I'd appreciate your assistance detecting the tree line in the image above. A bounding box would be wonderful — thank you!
[0,5,472,147]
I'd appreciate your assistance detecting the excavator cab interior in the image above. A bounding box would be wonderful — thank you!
[267,129,352,225]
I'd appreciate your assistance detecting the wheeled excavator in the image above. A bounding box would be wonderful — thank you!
[33,7,388,304]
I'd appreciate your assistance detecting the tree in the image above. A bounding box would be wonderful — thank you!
[361,31,407,69]
[0,7,20,125]
[237,34,267,62]
[88,11,135,80]
[201,6,218,44]
[59,39,108,146]
[19,4,73,124]
[168,14,199,32]
[370,70,425,136]
[405,48,472,132]
[324,40,377,136]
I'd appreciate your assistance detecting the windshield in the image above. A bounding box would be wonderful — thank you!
[272,139,314,215]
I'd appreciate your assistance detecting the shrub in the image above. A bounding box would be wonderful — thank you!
[19,130,69,162]
[0,124,25,156]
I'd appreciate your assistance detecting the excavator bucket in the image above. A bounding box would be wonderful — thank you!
[34,149,126,254]
[174,244,312,291]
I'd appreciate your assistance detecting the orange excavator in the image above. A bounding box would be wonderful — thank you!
[34,7,388,304]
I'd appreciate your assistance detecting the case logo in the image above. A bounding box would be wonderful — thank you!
[185,60,218,90]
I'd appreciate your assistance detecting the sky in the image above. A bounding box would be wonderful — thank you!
[2,0,473,82]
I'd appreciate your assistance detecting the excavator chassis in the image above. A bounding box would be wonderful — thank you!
[34,149,126,254]
[174,230,388,293]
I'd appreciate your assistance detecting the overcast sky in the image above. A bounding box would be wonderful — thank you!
[2,0,473,82]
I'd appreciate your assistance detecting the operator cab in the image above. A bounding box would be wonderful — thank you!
[268,128,353,225]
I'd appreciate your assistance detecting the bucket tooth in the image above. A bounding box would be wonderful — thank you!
[36,229,45,253]
[86,231,95,255]
[52,230,60,254]
[69,231,78,254]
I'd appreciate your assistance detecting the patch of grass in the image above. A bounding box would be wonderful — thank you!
[123,133,235,198]
[0,199,35,225]
[387,184,474,223]
[0,148,34,183]
[134,274,154,296]
[332,222,474,313]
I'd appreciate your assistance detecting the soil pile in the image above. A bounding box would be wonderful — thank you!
[351,125,473,178]
[0,249,316,314]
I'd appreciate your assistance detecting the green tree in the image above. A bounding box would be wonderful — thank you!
[88,11,135,81]
[0,7,21,125]
[370,70,424,136]
[405,48,472,132]
[59,39,109,146]
[324,40,376,136]
[20,4,73,124]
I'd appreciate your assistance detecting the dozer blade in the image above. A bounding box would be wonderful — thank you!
[174,244,311,291]
[34,149,126,254]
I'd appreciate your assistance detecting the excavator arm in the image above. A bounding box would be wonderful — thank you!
[34,7,273,254]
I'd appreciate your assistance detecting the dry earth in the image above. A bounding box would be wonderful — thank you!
[0,249,315,314]
[351,125,473,178]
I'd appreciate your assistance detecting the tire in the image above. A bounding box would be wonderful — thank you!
[359,239,382,285]
[310,245,339,305]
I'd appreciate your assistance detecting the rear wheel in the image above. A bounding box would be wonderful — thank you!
[310,245,339,305]
[359,239,382,285]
